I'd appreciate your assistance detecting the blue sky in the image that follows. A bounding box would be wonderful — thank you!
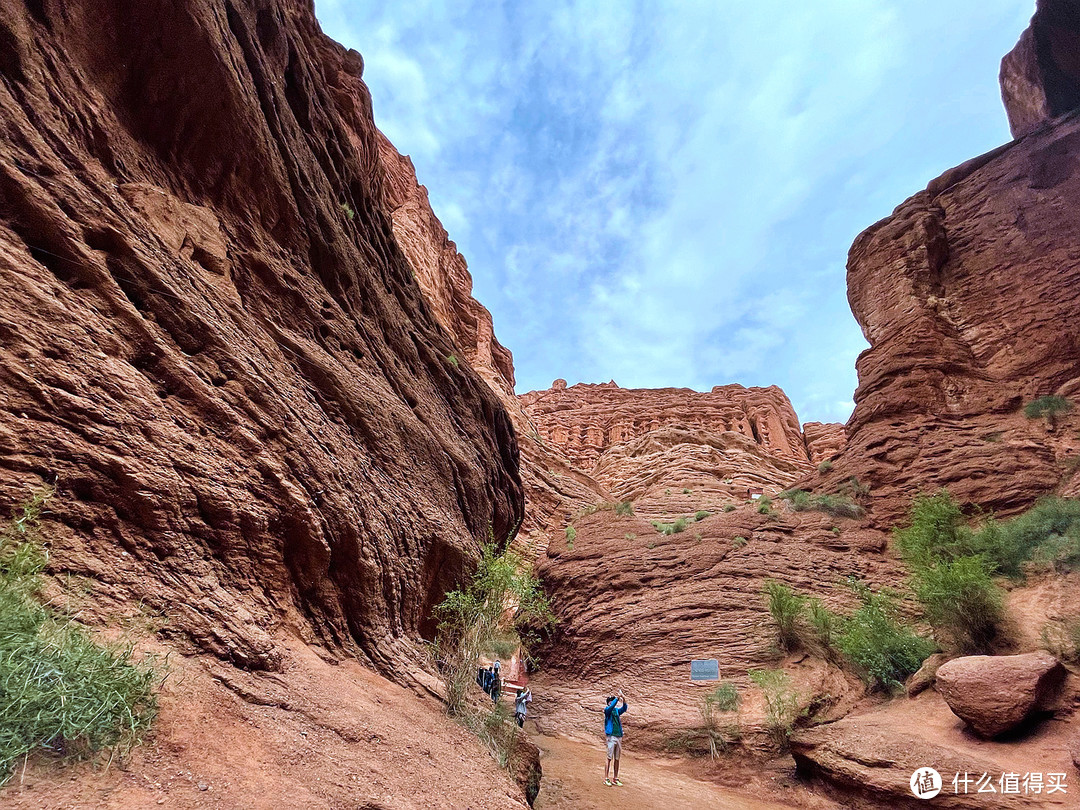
[314,0,1033,424]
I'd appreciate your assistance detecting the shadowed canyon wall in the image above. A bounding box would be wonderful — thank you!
[0,0,523,674]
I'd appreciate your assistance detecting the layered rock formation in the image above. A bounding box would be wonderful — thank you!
[521,381,819,471]
[1001,0,1080,138]
[826,114,1080,523]
[0,0,524,674]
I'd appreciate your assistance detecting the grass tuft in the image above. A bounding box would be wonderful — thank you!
[0,487,159,784]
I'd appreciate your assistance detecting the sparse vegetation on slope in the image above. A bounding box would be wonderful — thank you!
[748,668,798,749]
[763,580,807,652]
[0,488,159,784]
[778,489,865,518]
[1024,395,1072,427]
[433,537,554,716]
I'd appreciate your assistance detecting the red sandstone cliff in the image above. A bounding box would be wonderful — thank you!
[0,0,524,674]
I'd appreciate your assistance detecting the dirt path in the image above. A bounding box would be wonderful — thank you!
[532,733,795,810]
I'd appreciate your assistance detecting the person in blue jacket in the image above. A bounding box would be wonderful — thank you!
[603,689,627,786]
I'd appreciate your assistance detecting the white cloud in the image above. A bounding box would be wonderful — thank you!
[315,0,1033,419]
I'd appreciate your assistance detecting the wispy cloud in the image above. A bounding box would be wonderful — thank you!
[316,0,1034,423]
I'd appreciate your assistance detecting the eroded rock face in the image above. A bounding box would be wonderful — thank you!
[1001,0,1080,139]
[520,381,824,471]
[936,652,1067,738]
[836,114,1080,524]
[377,133,516,400]
[803,421,846,464]
[0,0,522,672]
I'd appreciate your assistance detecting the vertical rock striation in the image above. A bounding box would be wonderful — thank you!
[0,0,523,673]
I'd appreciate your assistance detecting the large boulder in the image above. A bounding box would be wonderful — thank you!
[935,652,1067,738]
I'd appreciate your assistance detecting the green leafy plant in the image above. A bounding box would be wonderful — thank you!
[757,496,774,515]
[732,536,747,548]
[817,460,834,473]
[683,488,691,494]
[614,501,634,517]
[446,354,459,368]
[778,489,864,519]
[909,555,1003,654]
[763,580,807,652]
[340,201,355,220]
[624,532,636,541]
[748,668,798,748]
[694,510,710,521]
[0,487,160,784]
[835,580,934,692]
[806,597,839,657]
[652,518,688,535]
[565,525,576,544]
[1024,395,1072,428]
[433,539,554,716]
[723,505,736,513]
[700,682,741,757]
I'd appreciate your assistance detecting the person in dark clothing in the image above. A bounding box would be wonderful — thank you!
[603,689,627,786]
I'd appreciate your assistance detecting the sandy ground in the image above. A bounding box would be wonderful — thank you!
[0,635,530,810]
[531,731,835,810]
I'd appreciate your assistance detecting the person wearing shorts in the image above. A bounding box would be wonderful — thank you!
[603,689,627,786]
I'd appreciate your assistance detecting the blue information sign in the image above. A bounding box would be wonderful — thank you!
[690,659,719,681]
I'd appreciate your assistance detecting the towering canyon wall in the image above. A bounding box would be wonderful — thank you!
[0,0,523,673]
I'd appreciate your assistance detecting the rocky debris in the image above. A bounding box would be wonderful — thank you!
[935,652,1067,738]
[1001,0,1080,139]
[0,0,523,672]
[906,652,949,698]
[834,110,1080,524]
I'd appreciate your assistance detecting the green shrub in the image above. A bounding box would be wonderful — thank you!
[0,488,159,784]
[806,597,838,656]
[817,460,834,473]
[700,682,741,758]
[813,494,865,519]
[434,537,554,715]
[996,498,1080,575]
[763,580,807,651]
[723,504,736,513]
[893,491,971,570]
[564,525,576,544]
[340,201,355,220]
[665,489,672,495]
[652,518,688,535]
[896,492,1080,579]
[706,681,740,712]
[910,556,1003,654]
[446,354,459,367]
[757,496,774,515]
[683,488,691,494]
[1024,395,1072,426]
[694,510,710,521]
[779,489,863,518]
[614,501,634,517]
[732,536,747,548]
[835,581,934,692]
[748,668,798,748]
[624,532,636,541]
